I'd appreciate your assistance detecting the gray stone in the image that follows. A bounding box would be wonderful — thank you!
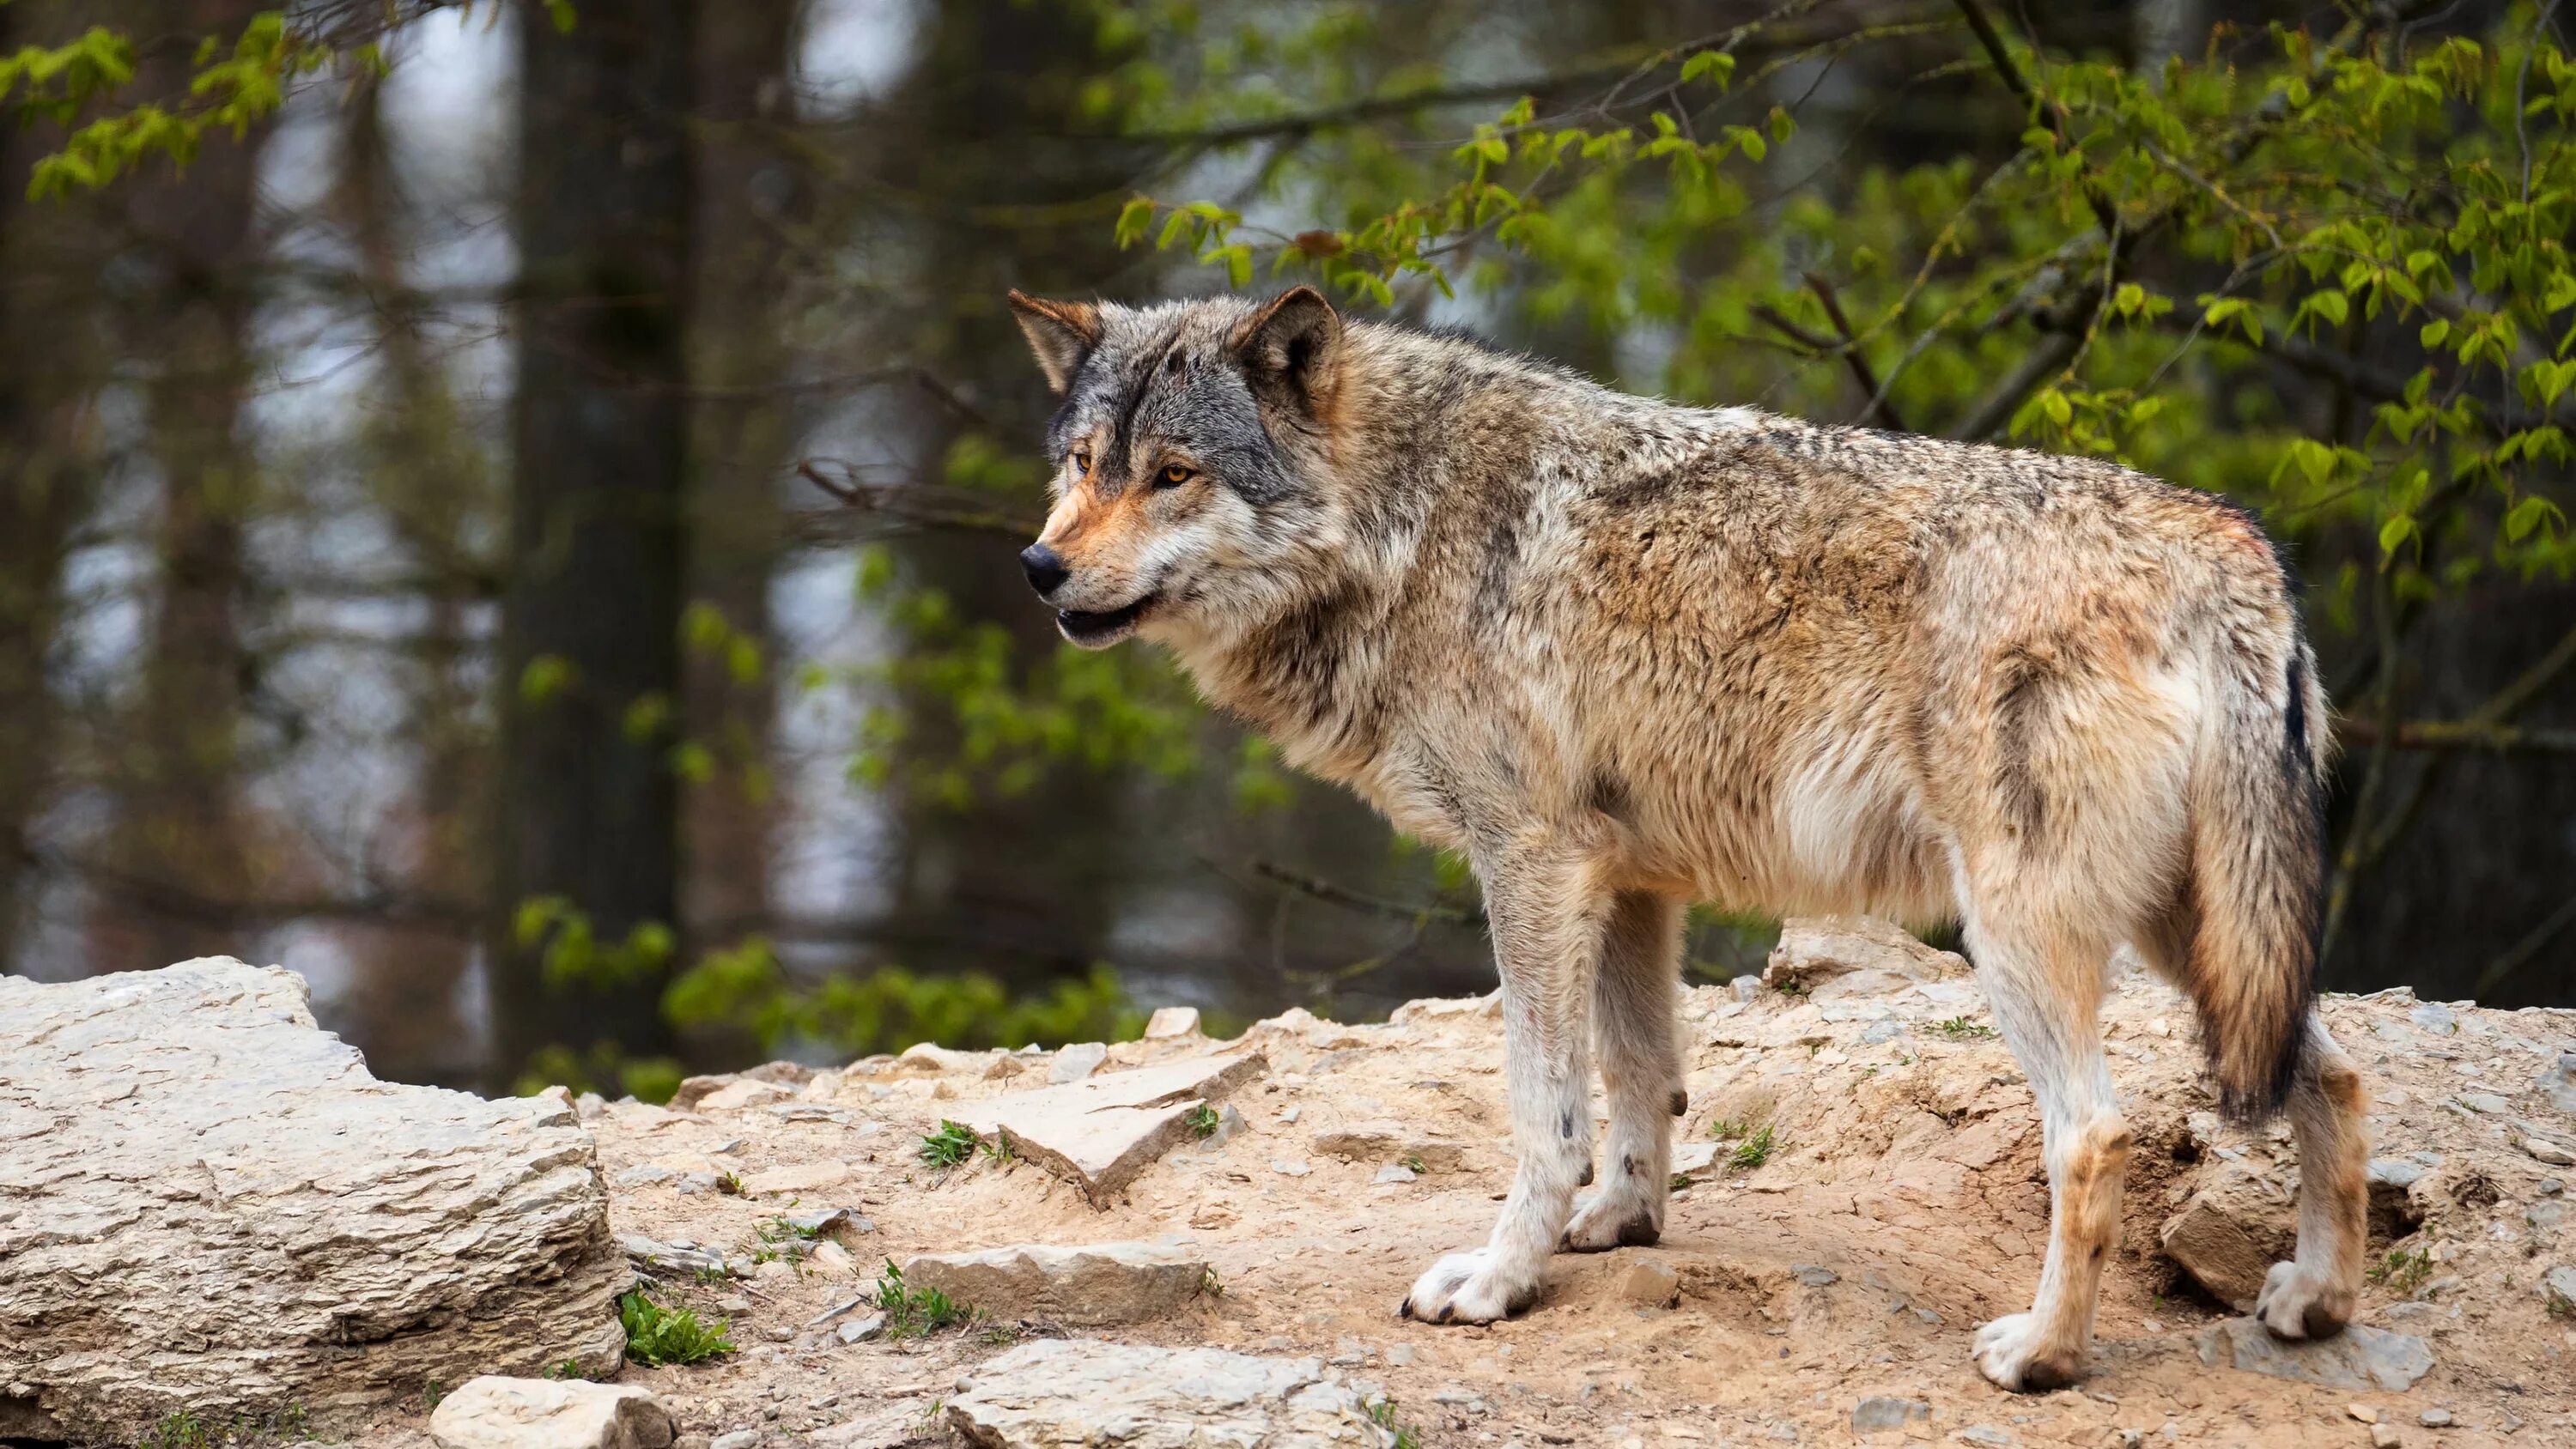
[1850,1397,1931,1434]
[0,961,625,1443]
[1375,1164,1418,1184]
[428,1377,675,1449]
[1145,1006,1203,1039]
[712,1433,762,1449]
[2419,1408,2453,1427]
[1616,1257,1680,1307]
[2410,1003,2458,1034]
[944,1339,1393,1446]
[2459,1093,2512,1115]
[2193,1318,2433,1391]
[1765,917,1965,993]
[834,1314,885,1344]
[622,1234,730,1277]
[783,1207,875,1245]
[1791,1264,1839,1287]
[1050,1041,1111,1083]
[901,1241,1212,1325]
[2160,1161,2294,1309]
[2513,1128,2576,1167]
[957,1052,1267,1206]
[616,1163,680,1188]
[2543,1265,2576,1317]
[2541,1052,2576,1116]
[1955,1426,2013,1446]
[1312,1122,1467,1172]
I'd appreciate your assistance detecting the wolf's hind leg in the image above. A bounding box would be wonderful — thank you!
[2254,1017,2367,1337]
[1563,890,1683,1252]
[1965,909,2128,1391]
[1401,844,1601,1324]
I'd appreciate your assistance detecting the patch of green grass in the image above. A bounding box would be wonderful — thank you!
[1400,1151,1428,1173]
[139,1412,214,1449]
[981,1132,1016,1164]
[541,1357,585,1380]
[1367,1399,1423,1449]
[1929,1016,1998,1040]
[1708,1116,1751,1141]
[714,1169,747,1197]
[2367,1247,2434,1296]
[1185,1102,1222,1138]
[919,1119,979,1168]
[619,1289,735,1366]
[874,1258,970,1337]
[1728,1125,1777,1170]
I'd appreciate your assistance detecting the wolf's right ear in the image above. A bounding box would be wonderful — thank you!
[1007,291,1103,395]
[1231,285,1342,421]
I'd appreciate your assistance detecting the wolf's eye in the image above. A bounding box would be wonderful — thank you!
[1157,464,1195,489]
[1070,450,1092,476]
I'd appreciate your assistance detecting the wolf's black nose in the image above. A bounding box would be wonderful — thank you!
[1020,543,1069,597]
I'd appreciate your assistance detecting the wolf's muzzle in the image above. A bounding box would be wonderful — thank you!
[1019,543,1070,597]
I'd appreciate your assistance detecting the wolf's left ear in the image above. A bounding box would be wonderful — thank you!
[1008,291,1103,394]
[1231,285,1342,421]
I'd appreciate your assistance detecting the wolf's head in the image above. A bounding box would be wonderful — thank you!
[1005,287,1346,649]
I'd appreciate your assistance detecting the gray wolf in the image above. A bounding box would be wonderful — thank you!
[1005,285,2368,1391]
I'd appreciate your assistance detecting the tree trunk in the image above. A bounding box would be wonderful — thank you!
[494,0,696,1086]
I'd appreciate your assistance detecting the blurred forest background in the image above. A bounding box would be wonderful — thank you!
[2,0,2572,1100]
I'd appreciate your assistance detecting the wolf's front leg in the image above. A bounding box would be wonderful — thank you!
[1400,847,1602,1324]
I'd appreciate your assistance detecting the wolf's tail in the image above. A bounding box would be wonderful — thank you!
[2178,610,2331,1122]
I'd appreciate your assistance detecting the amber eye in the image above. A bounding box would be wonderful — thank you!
[1156,464,1195,489]
[1070,450,1092,476]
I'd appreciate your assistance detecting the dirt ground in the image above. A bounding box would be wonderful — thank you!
[351,948,2576,1449]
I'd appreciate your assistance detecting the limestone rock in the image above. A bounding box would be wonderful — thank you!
[1145,1006,1203,1039]
[0,961,624,1442]
[944,1339,1393,1447]
[1388,991,1502,1025]
[695,1079,790,1113]
[1310,1121,1467,1172]
[1049,1041,1109,1083]
[901,1241,1212,1325]
[740,1160,851,1196]
[2159,1159,2295,1309]
[2194,1318,2434,1391]
[1615,1256,1680,1307]
[1850,1397,1931,1434]
[1764,916,1965,994]
[957,1051,1267,1205]
[428,1377,676,1449]
[2543,1264,2576,1317]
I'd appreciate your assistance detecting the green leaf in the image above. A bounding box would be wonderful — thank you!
[1680,51,1735,88]
[2379,516,2416,555]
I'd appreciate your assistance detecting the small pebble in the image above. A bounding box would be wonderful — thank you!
[2419,1409,2452,1428]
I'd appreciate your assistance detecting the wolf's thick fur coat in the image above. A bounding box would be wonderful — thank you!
[1007,286,2369,1390]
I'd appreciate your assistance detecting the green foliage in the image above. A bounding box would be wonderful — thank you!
[2369,1246,2436,1296]
[661,934,1144,1059]
[513,897,675,993]
[5,12,356,201]
[1185,1102,1222,1138]
[873,1258,969,1337]
[1727,1124,1777,1169]
[618,1290,734,1367]
[137,1412,213,1449]
[1929,1016,1998,1040]
[1366,1399,1424,1449]
[513,1040,683,1104]
[919,1119,979,1168]
[1707,1116,1750,1140]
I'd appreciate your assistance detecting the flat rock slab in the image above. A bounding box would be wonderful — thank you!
[2158,1161,2295,1310]
[1764,915,1966,992]
[428,1377,674,1449]
[957,1051,1266,1205]
[901,1241,1211,1325]
[0,961,624,1441]
[944,1339,1393,1447]
[2195,1319,2434,1391]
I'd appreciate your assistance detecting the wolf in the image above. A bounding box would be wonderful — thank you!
[1004,285,2367,1391]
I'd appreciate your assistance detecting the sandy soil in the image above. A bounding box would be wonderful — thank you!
[349,954,2576,1449]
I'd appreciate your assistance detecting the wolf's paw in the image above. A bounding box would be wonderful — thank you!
[2255,1259,2355,1340]
[1399,1250,1541,1324]
[1559,1190,1662,1252]
[1972,1313,2086,1392]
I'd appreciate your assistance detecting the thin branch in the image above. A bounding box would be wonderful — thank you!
[2472,891,2576,996]
[794,461,1042,540]
[1947,330,2079,441]
[1801,271,1906,432]
[2335,719,2576,754]
[1247,858,1484,926]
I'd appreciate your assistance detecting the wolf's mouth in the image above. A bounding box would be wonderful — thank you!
[1057,592,1156,646]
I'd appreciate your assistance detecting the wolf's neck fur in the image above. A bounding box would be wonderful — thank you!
[1163,322,1589,784]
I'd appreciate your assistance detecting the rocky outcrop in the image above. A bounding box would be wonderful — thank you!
[428,1378,675,1449]
[952,1051,1267,1204]
[0,961,624,1441]
[900,1241,1212,1325]
[943,1340,1393,1447]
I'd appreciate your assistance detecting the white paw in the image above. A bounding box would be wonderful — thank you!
[1972,1313,2086,1392]
[1399,1249,1542,1324]
[1560,1189,1662,1252]
[2255,1259,2354,1340]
